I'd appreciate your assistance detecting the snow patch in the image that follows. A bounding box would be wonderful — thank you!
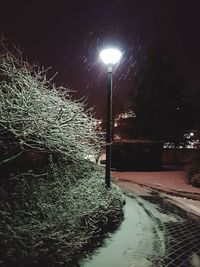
[164,194,200,217]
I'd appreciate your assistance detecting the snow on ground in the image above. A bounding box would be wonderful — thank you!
[163,193,200,217]
[80,195,166,267]
[113,170,200,218]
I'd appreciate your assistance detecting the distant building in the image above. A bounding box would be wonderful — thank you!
[113,110,135,140]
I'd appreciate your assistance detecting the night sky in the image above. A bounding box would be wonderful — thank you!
[0,0,200,118]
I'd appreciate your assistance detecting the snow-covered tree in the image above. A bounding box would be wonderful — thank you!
[0,48,123,266]
[0,49,99,173]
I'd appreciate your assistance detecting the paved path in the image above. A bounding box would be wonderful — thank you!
[81,195,168,267]
[80,189,200,267]
[80,169,200,267]
[112,171,200,200]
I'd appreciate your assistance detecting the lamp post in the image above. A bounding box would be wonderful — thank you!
[100,48,122,188]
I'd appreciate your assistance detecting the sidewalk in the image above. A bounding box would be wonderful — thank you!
[112,170,200,200]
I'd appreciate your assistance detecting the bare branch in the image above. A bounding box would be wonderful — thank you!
[0,151,24,167]
[0,50,100,162]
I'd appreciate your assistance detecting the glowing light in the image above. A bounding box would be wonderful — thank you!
[100,48,122,65]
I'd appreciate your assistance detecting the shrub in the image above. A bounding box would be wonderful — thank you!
[0,160,123,266]
[186,151,200,187]
[0,49,124,266]
[190,173,200,187]
[0,49,99,175]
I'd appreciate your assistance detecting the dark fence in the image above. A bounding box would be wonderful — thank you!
[111,141,163,171]
[163,149,200,165]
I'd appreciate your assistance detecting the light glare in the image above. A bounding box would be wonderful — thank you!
[100,48,122,65]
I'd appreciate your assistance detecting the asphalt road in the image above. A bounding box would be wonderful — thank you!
[80,186,200,267]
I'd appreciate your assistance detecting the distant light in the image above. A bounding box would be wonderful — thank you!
[190,132,194,137]
[114,135,121,140]
[100,48,122,65]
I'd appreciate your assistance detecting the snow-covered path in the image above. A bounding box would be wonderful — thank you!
[80,194,181,267]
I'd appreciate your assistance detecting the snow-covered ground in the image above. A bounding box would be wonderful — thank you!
[80,191,200,267]
[80,195,169,267]
[164,194,200,217]
[113,169,200,222]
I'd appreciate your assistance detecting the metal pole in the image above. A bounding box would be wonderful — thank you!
[105,65,113,188]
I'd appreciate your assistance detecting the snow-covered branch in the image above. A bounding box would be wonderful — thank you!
[0,51,100,164]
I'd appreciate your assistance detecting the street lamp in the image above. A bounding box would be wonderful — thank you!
[100,48,122,188]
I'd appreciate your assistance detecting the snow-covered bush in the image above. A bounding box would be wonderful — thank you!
[0,50,124,266]
[0,160,123,266]
[0,50,99,169]
[186,152,200,187]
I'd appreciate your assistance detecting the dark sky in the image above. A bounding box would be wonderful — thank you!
[0,0,200,118]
